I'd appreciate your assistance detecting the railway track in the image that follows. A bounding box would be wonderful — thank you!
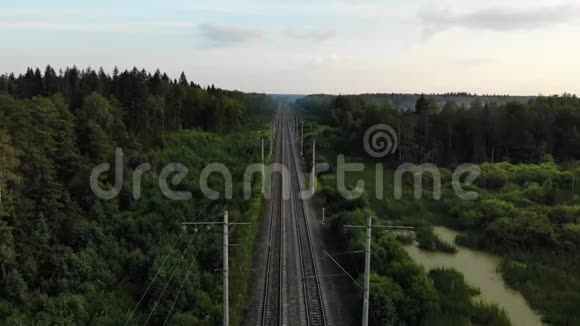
[257,110,327,326]
[283,115,327,326]
[260,115,285,326]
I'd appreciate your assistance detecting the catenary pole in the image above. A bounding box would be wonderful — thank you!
[181,210,249,326]
[344,219,414,326]
[223,210,229,326]
[362,215,372,326]
[311,138,316,194]
[301,121,304,158]
[261,138,265,194]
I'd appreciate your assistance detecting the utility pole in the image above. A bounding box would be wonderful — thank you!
[362,216,371,326]
[311,138,316,194]
[223,210,229,326]
[345,217,414,326]
[182,211,249,326]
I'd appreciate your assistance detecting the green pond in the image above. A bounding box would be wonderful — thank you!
[405,226,543,326]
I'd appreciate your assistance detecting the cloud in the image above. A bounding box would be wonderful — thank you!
[285,28,336,41]
[308,54,343,67]
[198,23,261,46]
[178,2,408,19]
[0,8,80,17]
[0,22,194,32]
[421,4,580,36]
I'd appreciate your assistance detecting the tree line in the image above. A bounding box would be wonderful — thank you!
[0,66,275,140]
[0,66,274,323]
[297,93,580,164]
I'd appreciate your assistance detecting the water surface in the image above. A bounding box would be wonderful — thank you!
[405,226,543,326]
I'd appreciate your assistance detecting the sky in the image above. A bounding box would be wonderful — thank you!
[1,0,580,95]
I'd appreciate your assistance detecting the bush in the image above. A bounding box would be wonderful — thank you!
[416,227,458,254]
[428,268,510,326]
[548,206,580,224]
[500,259,528,288]
[471,301,511,326]
[480,164,509,189]
[454,232,483,249]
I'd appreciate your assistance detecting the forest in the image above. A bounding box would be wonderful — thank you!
[2,65,579,324]
[0,66,274,324]
[299,93,580,325]
[298,93,580,163]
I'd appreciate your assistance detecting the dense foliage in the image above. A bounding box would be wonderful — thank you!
[299,93,580,325]
[0,66,275,140]
[310,134,510,325]
[415,227,457,254]
[324,205,438,325]
[361,93,531,111]
[441,159,580,325]
[0,67,274,324]
[427,268,510,326]
[297,93,580,163]
[316,181,510,325]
